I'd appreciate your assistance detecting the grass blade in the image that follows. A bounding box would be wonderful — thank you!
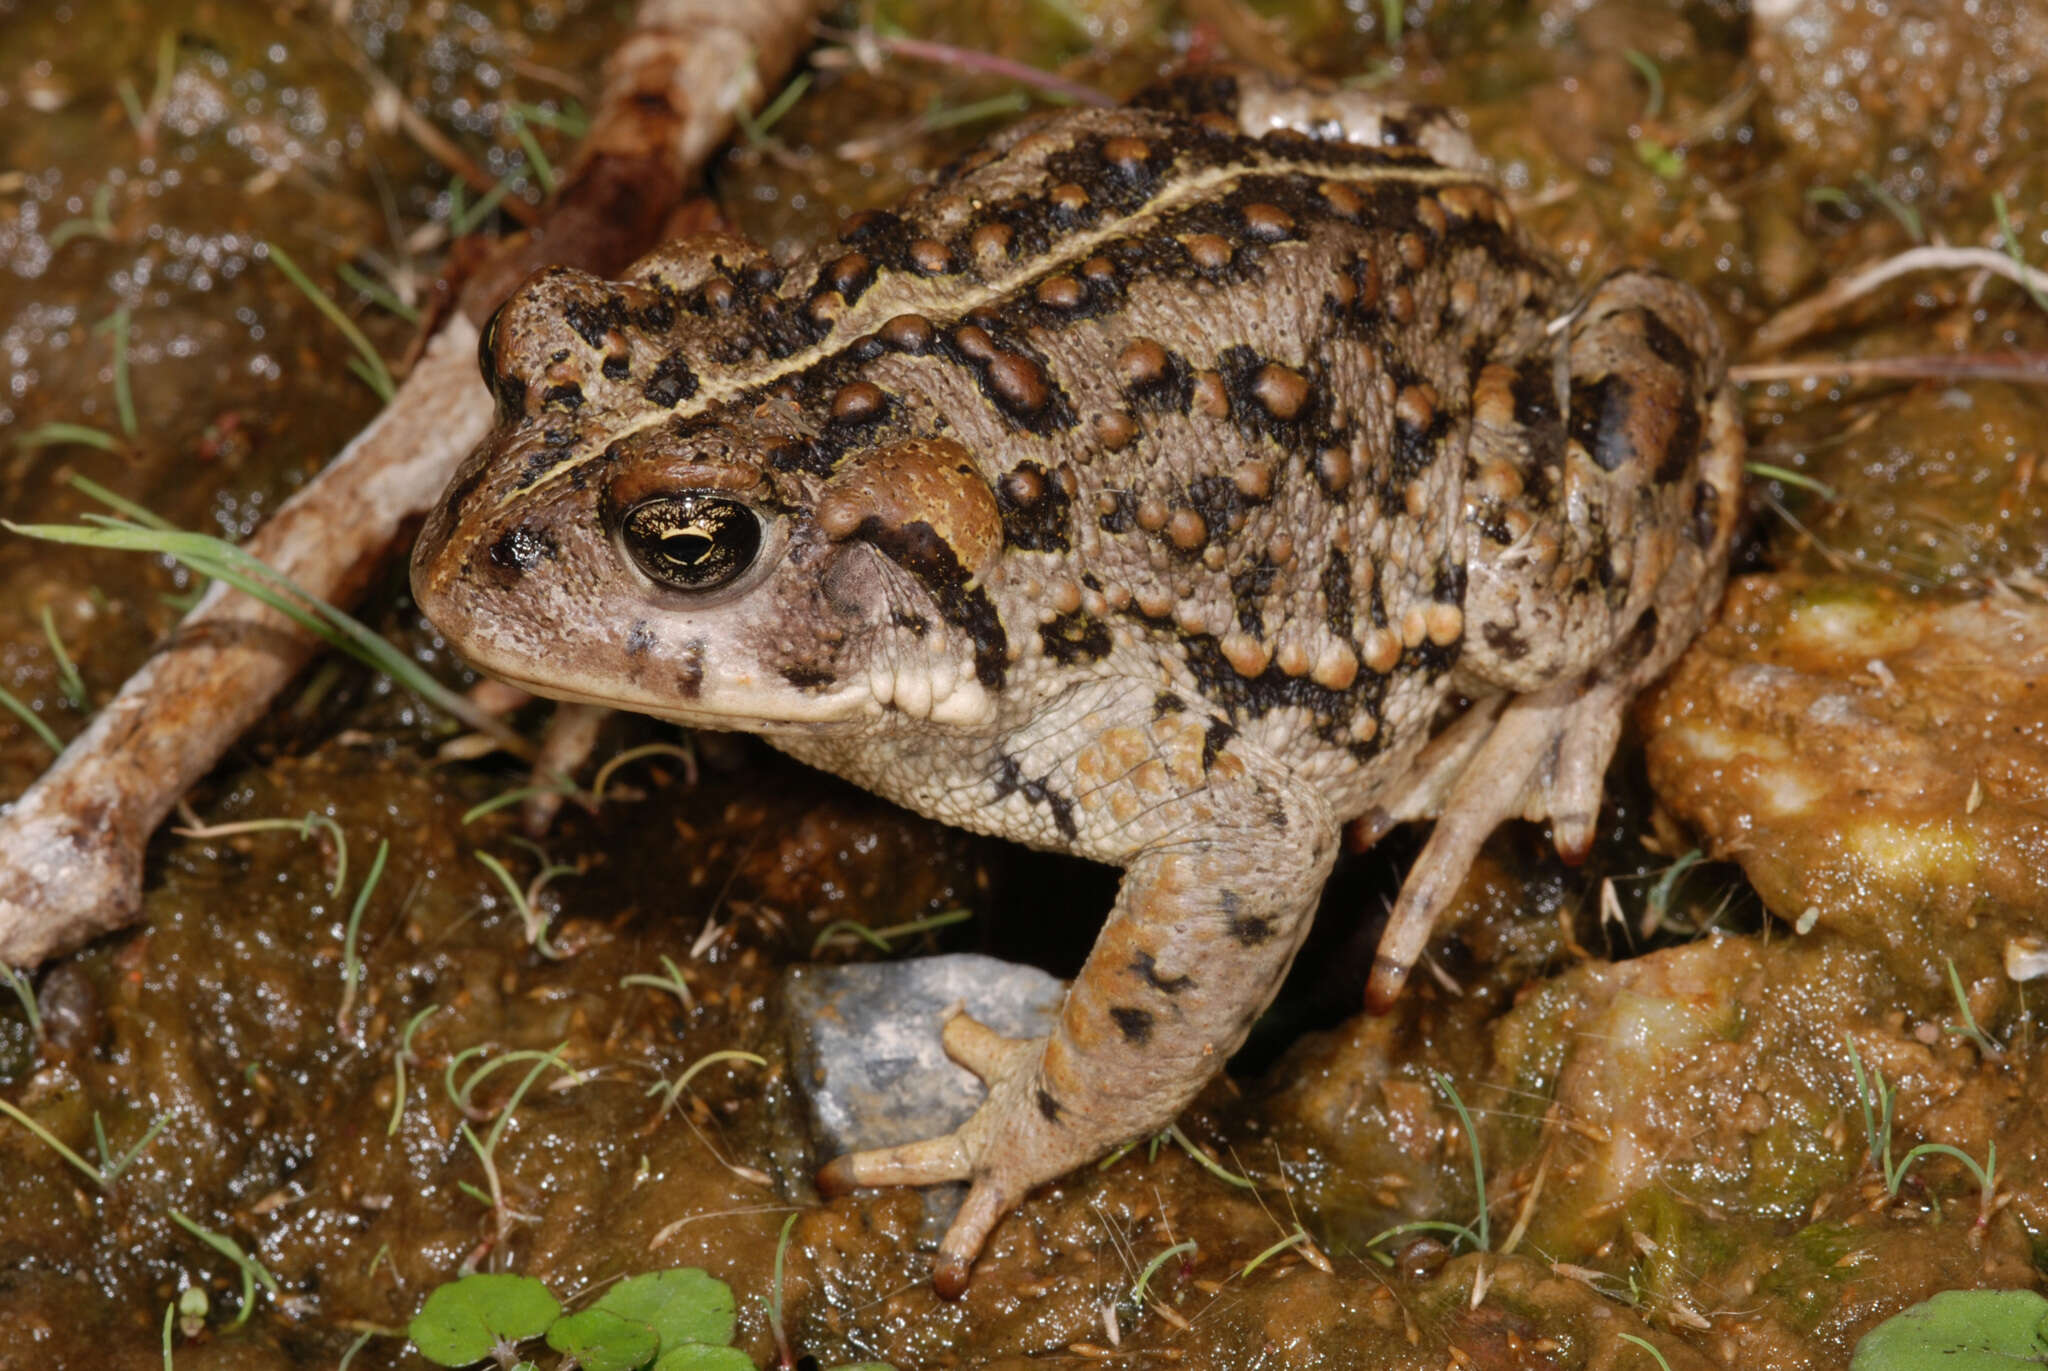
[263,242,395,401]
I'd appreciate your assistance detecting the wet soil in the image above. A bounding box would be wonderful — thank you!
[3,1,2047,1367]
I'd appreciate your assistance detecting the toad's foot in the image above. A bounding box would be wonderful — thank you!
[818,689,1340,1296]
[1363,677,1623,1011]
[817,1009,1090,1299]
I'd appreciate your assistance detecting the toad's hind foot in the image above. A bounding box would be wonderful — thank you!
[814,1008,1055,1300]
[1364,680,1590,1010]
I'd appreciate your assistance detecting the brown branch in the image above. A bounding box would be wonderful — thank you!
[1750,245,2048,355]
[1731,352,2048,387]
[0,0,834,969]
[819,25,1116,107]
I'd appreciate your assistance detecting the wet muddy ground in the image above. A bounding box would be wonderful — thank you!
[2,0,2047,1367]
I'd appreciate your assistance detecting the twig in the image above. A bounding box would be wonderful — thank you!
[1731,352,2048,387]
[1752,245,2048,354]
[819,26,1115,107]
[355,64,543,229]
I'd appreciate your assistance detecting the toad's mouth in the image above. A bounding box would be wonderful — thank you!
[446,639,875,734]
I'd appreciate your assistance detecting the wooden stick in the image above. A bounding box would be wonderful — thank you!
[1750,245,2048,355]
[1730,352,2048,387]
[0,0,832,968]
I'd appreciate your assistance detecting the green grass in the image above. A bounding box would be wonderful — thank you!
[1237,1225,1313,1279]
[448,176,520,236]
[506,114,557,196]
[1618,1332,1675,1370]
[767,1210,800,1369]
[448,1043,580,1240]
[47,183,117,250]
[39,605,88,709]
[1992,191,2048,315]
[1128,1239,1196,1315]
[735,71,813,147]
[1942,957,2000,1057]
[1623,49,1665,121]
[619,954,695,1010]
[336,261,420,325]
[1,965,41,1042]
[1855,172,1924,242]
[461,780,578,826]
[920,91,1030,134]
[337,839,389,1031]
[263,242,395,401]
[475,849,573,957]
[2,514,531,757]
[13,422,120,453]
[1365,1071,1491,1257]
[0,684,61,753]
[168,1211,279,1327]
[810,907,972,956]
[1746,461,1840,502]
[502,100,589,137]
[645,1049,767,1120]
[387,1004,441,1136]
[0,1098,169,1188]
[106,307,138,438]
[1846,1035,1999,1221]
[172,814,348,896]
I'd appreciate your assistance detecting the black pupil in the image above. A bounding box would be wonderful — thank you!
[623,496,760,590]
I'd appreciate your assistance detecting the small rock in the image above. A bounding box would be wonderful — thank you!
[785,953,1065,1163]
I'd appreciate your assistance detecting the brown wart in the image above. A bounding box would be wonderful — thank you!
[815,437,1006,586]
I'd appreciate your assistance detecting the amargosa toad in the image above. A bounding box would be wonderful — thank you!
[410,70,1743,1296]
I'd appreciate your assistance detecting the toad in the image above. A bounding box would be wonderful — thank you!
[410,69,1742,1295]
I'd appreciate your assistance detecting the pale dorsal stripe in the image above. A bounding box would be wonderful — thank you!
[501,158,1481,507]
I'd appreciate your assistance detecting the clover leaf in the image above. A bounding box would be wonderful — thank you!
[409,1274,562,1367]
[1851,1289,2048,1370]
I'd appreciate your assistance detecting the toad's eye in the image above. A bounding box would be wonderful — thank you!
[621,495,762,591]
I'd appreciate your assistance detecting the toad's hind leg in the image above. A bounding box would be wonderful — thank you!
[1365,270,1744,1010]
[817,697,1339,1296]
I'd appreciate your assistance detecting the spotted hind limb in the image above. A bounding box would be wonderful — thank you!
[817,700,1340,1297]
[1364,269,1740,1011]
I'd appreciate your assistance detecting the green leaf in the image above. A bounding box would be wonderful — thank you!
[408,1274,561,1367]
[1851,1290,2048,1370]
[546,1308,659,1371]
[651,1346,755,1371]
[593,1268,736,1350]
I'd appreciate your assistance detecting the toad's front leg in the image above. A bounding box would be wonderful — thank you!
[816,702,1339,1297]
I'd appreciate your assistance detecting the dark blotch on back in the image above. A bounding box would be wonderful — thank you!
[995,460,1072,551]
[643,352,699,407]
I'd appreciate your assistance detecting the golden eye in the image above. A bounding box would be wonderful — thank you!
[621,495,762,590]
